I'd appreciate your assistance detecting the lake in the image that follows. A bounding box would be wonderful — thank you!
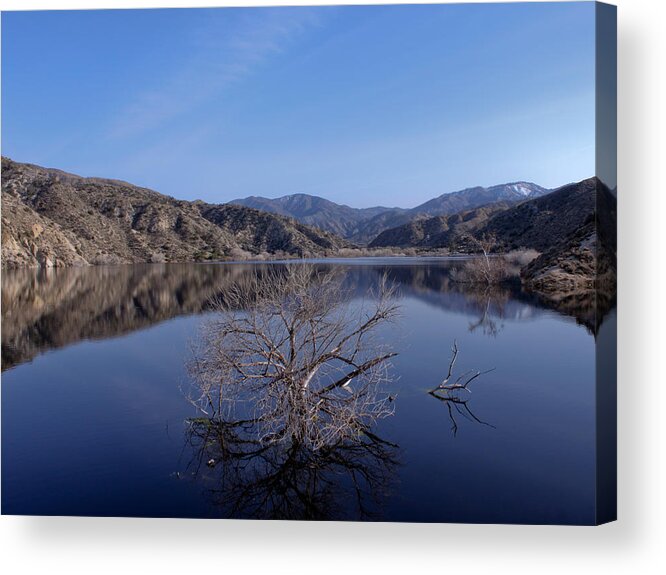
[1,258,609,523]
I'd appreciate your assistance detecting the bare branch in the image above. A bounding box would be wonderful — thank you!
[439,340,458,387]
[428,340,495,435]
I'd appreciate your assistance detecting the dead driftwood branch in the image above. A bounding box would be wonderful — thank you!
[429,340,496,435]
[431,340,495,393]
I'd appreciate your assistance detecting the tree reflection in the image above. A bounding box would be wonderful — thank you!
[466,287,509,337]
[428,392,496,437]
[184,418,399,520]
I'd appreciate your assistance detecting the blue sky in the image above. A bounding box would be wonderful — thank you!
[2,3,596,208]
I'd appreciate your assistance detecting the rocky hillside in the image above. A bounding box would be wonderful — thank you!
[368,202,512,249]
[477,178,598,252]
[2,192,88,268]
[373,178,603,251]
[521,179,616,294]
[231,182,549,244]
[350,181,549,244]
[1,158,347,268]
[199,202,346,255]
[346,209,414,245]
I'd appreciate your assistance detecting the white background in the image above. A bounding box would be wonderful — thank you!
[0,0,664,573]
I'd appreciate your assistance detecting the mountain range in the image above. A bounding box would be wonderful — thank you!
[1,158,347,268]
[230,182,550,243]
[228,193,398,240]
[1,158,615,303]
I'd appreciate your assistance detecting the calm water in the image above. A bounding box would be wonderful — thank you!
[1,259,607,523]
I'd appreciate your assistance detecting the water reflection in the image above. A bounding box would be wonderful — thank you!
[532,288,616,335]
[185,419,399,520]
[1,259,604,523]
[1,259,613,371]
[428,391,496,436]
[465,288,509,337]
[1,264,248,370]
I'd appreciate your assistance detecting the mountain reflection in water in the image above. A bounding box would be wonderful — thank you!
[2,259,612,371]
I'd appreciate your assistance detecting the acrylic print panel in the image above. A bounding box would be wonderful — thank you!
[0,2,616,524]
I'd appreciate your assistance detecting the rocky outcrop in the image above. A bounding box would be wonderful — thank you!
[1,192,88,268]
[521,226,597,293]
[520,179,617,296]
[1,158,347,268]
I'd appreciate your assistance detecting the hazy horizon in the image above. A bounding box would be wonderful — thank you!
[2,3,596,208]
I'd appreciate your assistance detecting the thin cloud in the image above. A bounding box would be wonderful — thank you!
[107,8,324,140]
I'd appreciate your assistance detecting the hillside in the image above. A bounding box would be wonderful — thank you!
[520,178,616,294]
[198,202,344,255]
[369,202,512,249]
[1,159,615,303]
[346,209,413,245]
[477,178,598,251]
[1,158,347,268]
[372,178,602,252]
[412,182,549,217]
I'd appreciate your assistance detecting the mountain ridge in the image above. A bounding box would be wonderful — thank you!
[1,157,347,268]
[229,193,403,239]
[230,182,550,243]
[371,178,602,250]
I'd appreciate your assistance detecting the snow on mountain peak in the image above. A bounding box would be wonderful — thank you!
[508,183,534,196]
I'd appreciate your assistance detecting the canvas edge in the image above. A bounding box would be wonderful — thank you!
[594,0,617,526]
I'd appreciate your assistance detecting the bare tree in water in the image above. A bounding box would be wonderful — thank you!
[187,264,400,452]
